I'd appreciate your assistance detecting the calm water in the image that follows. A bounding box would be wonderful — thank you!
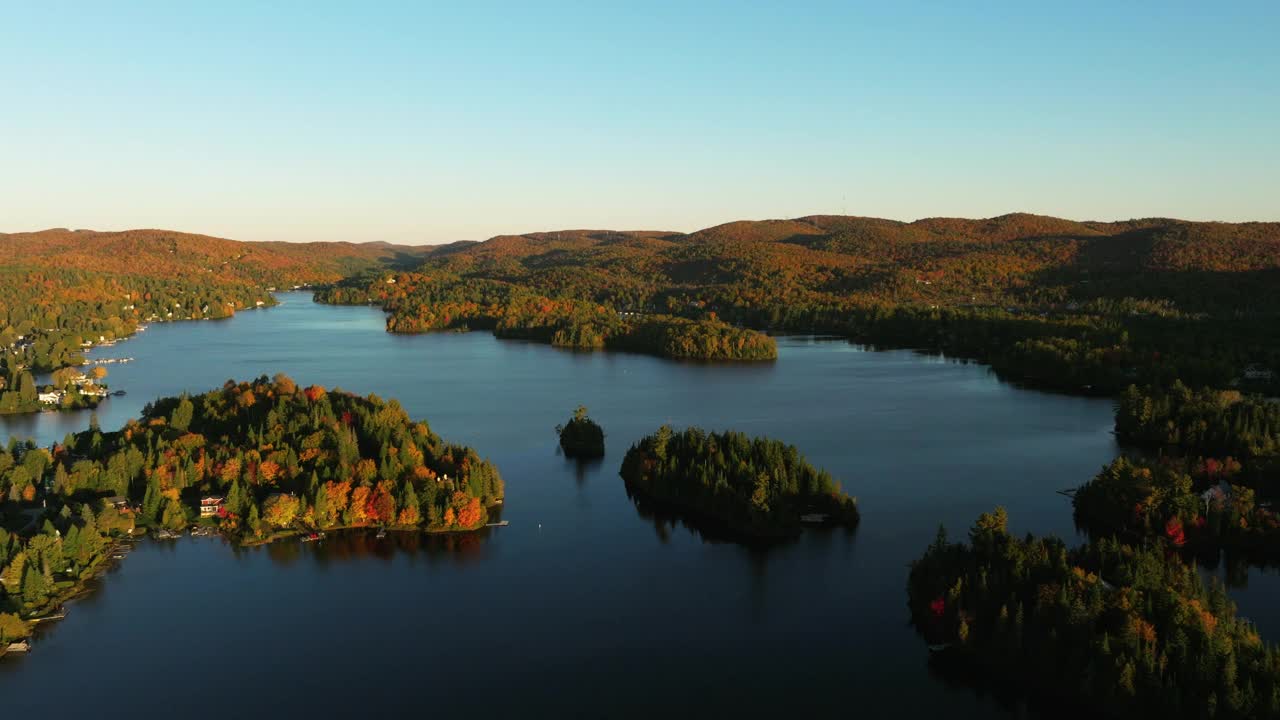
[1,293,1136,716]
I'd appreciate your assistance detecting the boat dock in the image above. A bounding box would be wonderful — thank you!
[3,640,31,655]
[485,521,510,528]
[31,607,67,624]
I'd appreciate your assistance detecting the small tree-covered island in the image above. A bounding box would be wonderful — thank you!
[0,374,503,647]
[619,426,858,540]
[908,508,1280,719]
[558,405,605,459]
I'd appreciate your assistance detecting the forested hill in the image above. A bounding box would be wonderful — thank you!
[406,214,1280,312]
[319,213,1280,390]
[0,229,429,414]
[0,228,431,286]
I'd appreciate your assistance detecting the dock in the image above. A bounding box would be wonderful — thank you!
[485,521,510,528]
[31,607,67,624]
[4,640,31,654]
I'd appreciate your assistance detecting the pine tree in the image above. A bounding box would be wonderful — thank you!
[227,480,247,517]
[170,395,194,432]
[53,463,70,495]
[20,561,50,605]
[142,474,162,521]
[313,484,331,529]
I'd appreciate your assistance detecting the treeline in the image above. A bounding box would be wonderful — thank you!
[1,439,136,641]
[316,272,776,361]
[0,266,276,416]
[2,375,503,544]
[0,227,429,416]
[727,302,1272,395]
[1116,383,1280,458]
[909,508,1280,719]
[315,214,1280,396]
[618,426,858,538]
[1070,382,1280,557]
[1074,456,1280,556]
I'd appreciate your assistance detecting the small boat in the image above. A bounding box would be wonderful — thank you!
[301,532,325,543]
[112,554,126,560]
[375,528,387,539]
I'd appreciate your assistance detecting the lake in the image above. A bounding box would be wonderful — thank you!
[2,292,1130,716]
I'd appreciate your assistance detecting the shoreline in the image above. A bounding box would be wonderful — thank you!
[2,511,504,657]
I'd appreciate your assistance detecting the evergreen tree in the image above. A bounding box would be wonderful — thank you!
[313,484,331,529]
[170,395,194,432]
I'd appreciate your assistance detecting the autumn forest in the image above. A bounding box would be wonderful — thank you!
[3,214,1280,719]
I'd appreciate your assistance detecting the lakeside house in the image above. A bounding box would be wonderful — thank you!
[104,496,129,510]
[37,391,61,404]
[199,496,227,517]
[1201,482,1234,509]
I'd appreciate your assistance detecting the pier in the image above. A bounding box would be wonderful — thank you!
[31,607,67,624]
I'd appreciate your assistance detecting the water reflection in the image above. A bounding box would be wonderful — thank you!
[251,527,494,567]
[623,482,857,553]
[565,455,605,487]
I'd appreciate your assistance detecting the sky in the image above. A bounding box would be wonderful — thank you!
[2,1,1277,244]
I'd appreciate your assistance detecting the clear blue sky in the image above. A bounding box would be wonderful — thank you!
[2,2,1276,243]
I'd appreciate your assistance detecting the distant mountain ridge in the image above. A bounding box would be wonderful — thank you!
[7,213,1279,292]
[0,227,433,285]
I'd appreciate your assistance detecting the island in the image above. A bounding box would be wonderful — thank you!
[0,374,504,649]
[908,508,1280,719]
[557,405,605,458]
[618,425,858,539]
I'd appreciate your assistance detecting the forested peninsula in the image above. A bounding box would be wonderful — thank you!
[619,426,858,539]
[909,508,1280,719]
[1072,383,1280,558]
[918,376,1280,712]
[0,375,503,645]
[313,214,1280,392]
